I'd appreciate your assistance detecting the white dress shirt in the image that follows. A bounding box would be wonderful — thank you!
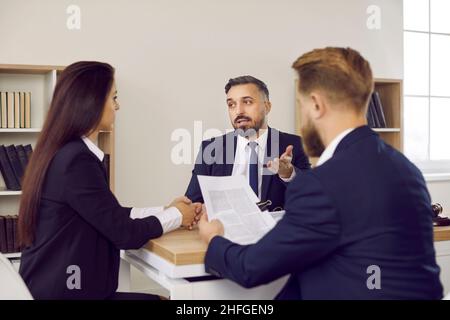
[315,128,355,167]
[81,136,182,234]
[231,130,295,199]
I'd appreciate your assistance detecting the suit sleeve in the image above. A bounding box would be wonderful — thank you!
[292,135,311,171]
[185,140,211,203]
[63,152,163,250]
[204,172,340,288]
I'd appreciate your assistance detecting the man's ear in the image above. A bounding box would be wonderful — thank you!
[264,100,272,114]
[310,92,326,120]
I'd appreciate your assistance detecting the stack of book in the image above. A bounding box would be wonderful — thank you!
[367,91,387,128]
[0,144,33,191]
[0,91,32,129]
[0,215,20,254]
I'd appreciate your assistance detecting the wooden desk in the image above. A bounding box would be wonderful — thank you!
[434,226,450,242]
[143,227,450,266]
[143,228,206,265]
[123,228,287,299]
[121,226,450,298]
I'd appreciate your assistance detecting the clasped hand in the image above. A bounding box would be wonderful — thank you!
[166,196,203,230]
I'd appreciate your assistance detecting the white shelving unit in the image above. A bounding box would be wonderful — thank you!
[0,189,22,196]
[4,252,21,259]
[0,65,64,258]
[0,64,63,216]
[0,128,42,133]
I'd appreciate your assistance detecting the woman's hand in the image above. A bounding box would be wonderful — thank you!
[165,196,192,209]
[167,196,202,229]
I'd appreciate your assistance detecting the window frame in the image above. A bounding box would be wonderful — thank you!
[403,0,450,176]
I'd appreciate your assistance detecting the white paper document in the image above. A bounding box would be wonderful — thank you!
[198,175,276,245]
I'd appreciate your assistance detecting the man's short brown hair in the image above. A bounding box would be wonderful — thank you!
[292,47,374,113]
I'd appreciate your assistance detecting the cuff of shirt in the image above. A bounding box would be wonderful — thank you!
[130,206,182,234]
[280,167,296,182]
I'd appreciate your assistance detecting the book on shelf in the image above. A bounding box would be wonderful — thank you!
[7,92,14,129]
[5,215,15,253]
[0,91,32,129]
[372,91,387,128]
[15,145,29,171]
[0,215,20,254]
[20,92,25,128]
[366,99,377,128]
[5,145,24,187]
[14,92,20,129]
[0,144,33,191]
[0,145,21,190]
[13,216,19,252]
[25,92,31,128]
[0,92,7,128]
[366,91,387,129]
[0,216,8,253]
[23,144,33,160]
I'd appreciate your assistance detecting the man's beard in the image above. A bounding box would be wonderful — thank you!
[300,119,325,158]
[233,115,264,138]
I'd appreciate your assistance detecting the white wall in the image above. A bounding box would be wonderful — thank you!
[0,0,417,207]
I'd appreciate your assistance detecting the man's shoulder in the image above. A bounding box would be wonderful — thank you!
[312,134,424,186]
[270,128,301,144]
[200,131,235,146]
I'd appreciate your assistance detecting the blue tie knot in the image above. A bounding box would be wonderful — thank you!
[248,141,258,151]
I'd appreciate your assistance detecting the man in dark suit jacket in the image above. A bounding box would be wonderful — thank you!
[186,76,310,211]
[198,47,443,299]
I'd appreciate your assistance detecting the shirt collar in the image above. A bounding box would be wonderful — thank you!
[236,128,268,152]
[316,128,355,167]
[81,136,104,161]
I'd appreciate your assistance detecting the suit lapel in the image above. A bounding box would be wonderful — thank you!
[222,132,236,176]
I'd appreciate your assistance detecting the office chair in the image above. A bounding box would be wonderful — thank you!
[0,253,33,300]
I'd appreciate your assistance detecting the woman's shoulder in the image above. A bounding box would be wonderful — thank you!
[52,139,96,168]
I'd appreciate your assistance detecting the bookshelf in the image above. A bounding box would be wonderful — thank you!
[0,63,116,255]
[295,78,403,166]
[372,79,403,151]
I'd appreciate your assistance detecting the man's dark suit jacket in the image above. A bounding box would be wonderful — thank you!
[185,127,311,211]
[204,126,443,299]
[19,139,163,299]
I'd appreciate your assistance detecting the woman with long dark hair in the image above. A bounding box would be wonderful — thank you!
[18,61,200,299]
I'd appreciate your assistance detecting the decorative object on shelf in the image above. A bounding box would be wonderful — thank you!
[432,203,450,226]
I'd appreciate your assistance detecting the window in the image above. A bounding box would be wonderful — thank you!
[403,0,450,172]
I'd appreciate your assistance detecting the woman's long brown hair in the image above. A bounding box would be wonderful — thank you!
[18,61,115,247]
